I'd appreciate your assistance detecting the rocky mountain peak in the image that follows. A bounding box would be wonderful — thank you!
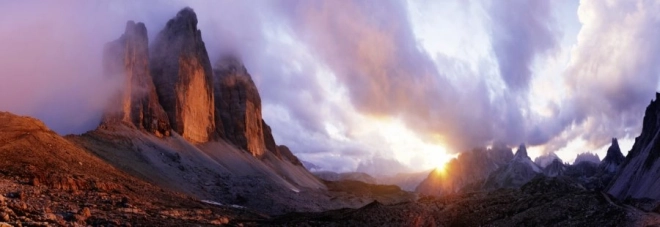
[101,20,171,137]
[513,144,529,160]
[150,7,215,143]
[603,138,625,166]
[534,152,560,168]
[543,159,566,177]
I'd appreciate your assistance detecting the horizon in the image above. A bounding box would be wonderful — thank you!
[1,0,658,176]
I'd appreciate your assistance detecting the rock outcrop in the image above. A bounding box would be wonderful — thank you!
[213,55,265,157]
[150,7,215,143]
[278,145,303,166]
[415,145,513,196]
[600,138,625,173]
[608,93,660,200]
[263,120,281,158]
[102,21,171,137]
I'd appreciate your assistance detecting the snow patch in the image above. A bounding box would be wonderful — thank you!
[201,200,223,206]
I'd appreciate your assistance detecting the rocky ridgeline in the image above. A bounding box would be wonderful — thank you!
[102,7,297,161]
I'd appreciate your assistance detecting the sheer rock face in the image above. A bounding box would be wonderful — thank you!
[102,21,171,137]
[213,56,265,157]
[608,93,660,200]
[150,8,215,143]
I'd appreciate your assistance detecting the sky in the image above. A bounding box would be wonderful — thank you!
[0,0,659,176]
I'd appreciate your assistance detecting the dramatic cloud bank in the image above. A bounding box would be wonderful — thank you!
[0,0,658,174]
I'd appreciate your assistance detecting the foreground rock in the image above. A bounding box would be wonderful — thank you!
[151,7,215,143]
[102,21,171,137]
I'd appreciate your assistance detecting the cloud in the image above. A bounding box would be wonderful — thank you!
[488,0,559,91]
[541,0,660,152]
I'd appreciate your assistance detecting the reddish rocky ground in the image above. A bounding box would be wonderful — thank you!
[0,112,265,226]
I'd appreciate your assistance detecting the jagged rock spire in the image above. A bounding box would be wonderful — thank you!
[604,138,624,163]
[601,138,625,173]
[101,20,171,137]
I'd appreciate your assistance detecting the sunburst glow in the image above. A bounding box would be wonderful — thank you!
[344,117,455,171]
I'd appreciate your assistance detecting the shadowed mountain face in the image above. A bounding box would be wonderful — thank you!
[543,159,566,177]
[483,144,543,189]
[415,145,513,196]
[213,56,266,157]
[150,7,215,144]
[609,93,660,200]
[601,138,626,173]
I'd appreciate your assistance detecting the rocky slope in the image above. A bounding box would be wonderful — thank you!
[0,112,263,226]
[483,144,543,189]
[609,93,660,200]
[150,7,215,144]
[213,55,266,157]
[415,145,513,196]
[101,21,171,137]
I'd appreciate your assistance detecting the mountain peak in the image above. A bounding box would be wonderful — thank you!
[173,7,198,26]
[601,137,625,173]
[605,138,623,161]
[514,143,529,160]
